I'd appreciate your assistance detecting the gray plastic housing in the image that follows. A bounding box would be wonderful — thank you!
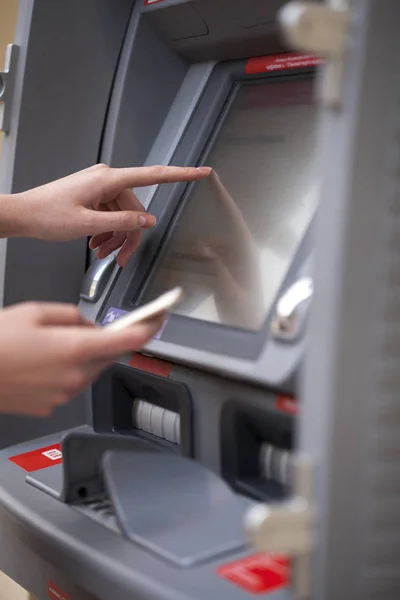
[143,0,310,62]
[3,1,400,599]
[299,1,400,599]
[91,359,294,502]
[0,1,312,600]
[76,0,311,504]
[103,450,251,567]
[80,1,318,392]
[97,62,316,392]
[26,431,252,570]
[0,428,290,600]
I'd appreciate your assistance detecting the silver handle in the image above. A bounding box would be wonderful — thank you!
[80,253,117,303]
[0,44,19,134]
[271,278,313,340]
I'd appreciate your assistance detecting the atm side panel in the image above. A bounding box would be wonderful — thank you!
[0,0,134,448]
[300,1,400,599]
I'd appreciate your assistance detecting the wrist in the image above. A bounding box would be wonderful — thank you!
[0,192,32,238]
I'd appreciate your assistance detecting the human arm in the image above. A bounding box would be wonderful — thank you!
[0,301,165,416]
[0,163,211,266]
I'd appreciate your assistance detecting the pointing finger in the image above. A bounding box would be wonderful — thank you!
[107,165,211,192]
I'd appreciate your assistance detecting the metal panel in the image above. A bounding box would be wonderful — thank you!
[300,1,400,598]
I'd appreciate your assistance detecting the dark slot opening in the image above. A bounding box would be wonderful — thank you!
[91,363,193,457]
[220,398,295,500]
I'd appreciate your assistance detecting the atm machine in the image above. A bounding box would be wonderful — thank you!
[0,0,399,599]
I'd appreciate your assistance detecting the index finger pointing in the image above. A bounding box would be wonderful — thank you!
[109,165,212,191]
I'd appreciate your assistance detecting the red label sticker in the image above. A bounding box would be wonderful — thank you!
[47,581,71,600]
[275,395,298,416]
[246,52,323,75]
[130,353,172,378]
[9,444,62,472]
[144,0,164,5]
[217,554,289,595]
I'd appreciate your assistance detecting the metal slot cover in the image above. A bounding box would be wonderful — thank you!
[102,450,253,567]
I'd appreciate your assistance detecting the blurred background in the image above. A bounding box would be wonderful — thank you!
[0,4,29,600]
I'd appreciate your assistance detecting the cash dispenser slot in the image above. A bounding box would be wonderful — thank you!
[26,431,250,568]
[220,400,294,500]
[91,363,193,456]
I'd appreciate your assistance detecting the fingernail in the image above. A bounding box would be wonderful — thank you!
[139,214,156,228]
[197,166,212,174]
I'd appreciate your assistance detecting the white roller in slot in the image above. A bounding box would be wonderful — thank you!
[259,443,274,479]
[150,404,165,438]
[259,443,292,487]
[174,415,181,445]
[132,399,181,445]
[135,399,152,434]
[162,409,178,443]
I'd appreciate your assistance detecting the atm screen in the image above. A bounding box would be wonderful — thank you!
[143,78,318,331]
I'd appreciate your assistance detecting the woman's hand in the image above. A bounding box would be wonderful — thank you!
[0,301,165,416]
[2,163,211,266]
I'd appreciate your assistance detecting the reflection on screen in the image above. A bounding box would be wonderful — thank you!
[143,78,318,331]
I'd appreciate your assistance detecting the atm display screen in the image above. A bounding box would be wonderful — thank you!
[143,78,318,331]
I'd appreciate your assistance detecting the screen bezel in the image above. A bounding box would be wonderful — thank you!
[100,59,317,361]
